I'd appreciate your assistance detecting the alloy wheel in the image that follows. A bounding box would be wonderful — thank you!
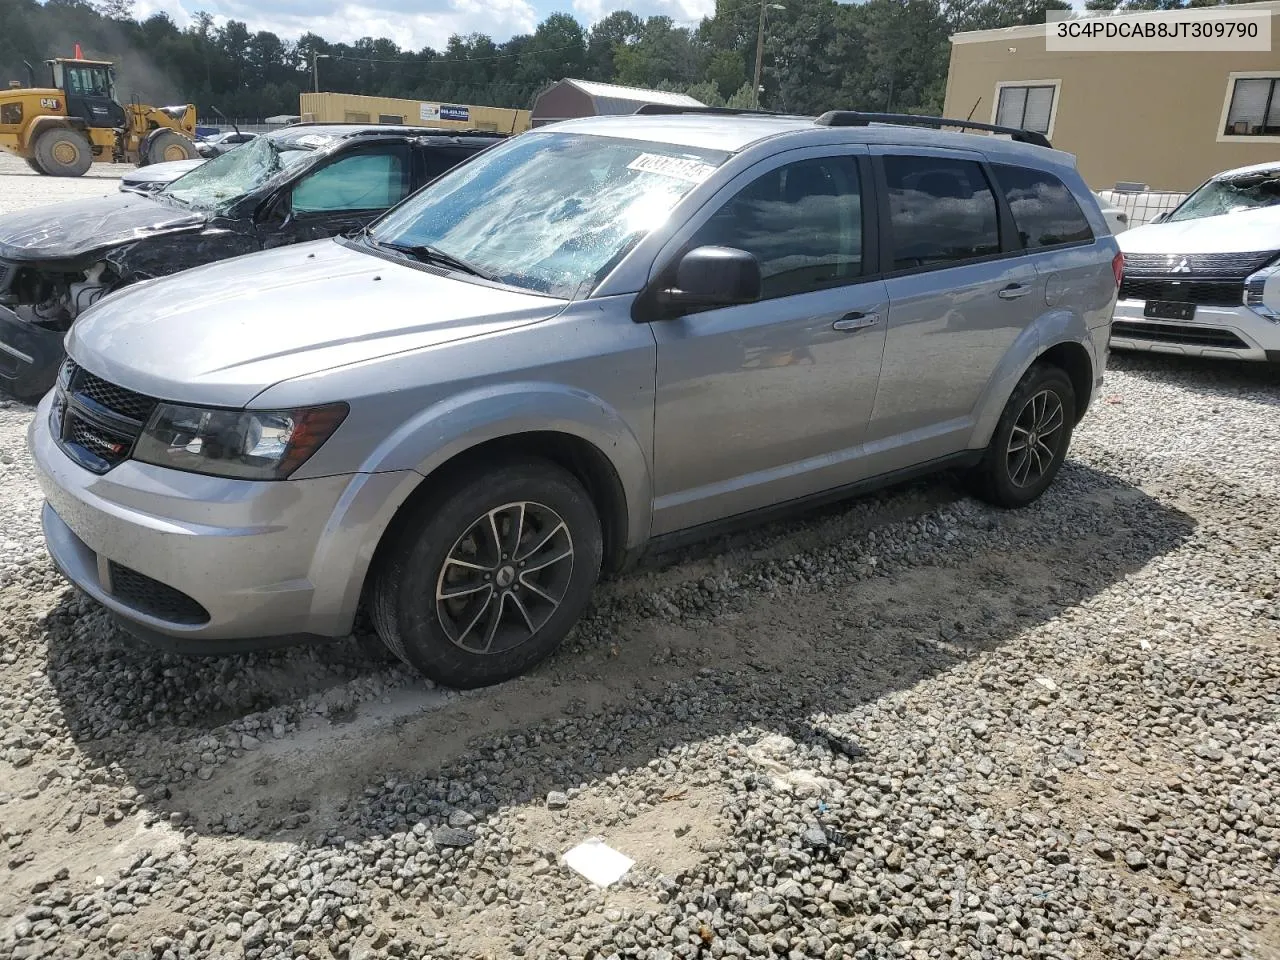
[1006,388,1065,488]
[434,501,575,655]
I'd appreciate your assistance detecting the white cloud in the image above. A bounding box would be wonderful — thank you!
[133,0,539,47]
[571,0,713,28]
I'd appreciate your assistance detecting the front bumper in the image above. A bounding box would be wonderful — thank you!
[1110,300,1280,362]
[29,392,421,652]
[0,305,65,400]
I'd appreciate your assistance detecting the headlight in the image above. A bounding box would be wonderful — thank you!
[1243,261,1280,323]
[133,402,348,480]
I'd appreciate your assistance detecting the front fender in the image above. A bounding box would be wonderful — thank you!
[364,381,653,551]
[24,115,84,151]
[969,309,1096,449]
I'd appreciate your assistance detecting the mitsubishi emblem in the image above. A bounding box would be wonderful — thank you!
[1168,256,1192,274]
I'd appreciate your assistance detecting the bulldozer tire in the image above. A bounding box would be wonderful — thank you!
[24,158,42,174]
[34,128,93,177]
[147,130,197,165]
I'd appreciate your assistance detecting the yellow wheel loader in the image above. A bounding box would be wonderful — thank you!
[0,58,198,177]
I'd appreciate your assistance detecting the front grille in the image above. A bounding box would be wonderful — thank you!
[108,562,210,625]
[1118,277,1244,307]
[54,359,158,474]
[68,417,133,461]
[1112,320,1249,350]
[1121,251,1276,278]
[62,359,158,423]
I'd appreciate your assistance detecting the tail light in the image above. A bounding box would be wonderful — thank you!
[1111,251,1124,288]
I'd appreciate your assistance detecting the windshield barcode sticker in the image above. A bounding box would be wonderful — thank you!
[627,154,717,183]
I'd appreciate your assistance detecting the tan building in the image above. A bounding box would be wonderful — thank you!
[943,1,1280,192]
[299,92,531,134]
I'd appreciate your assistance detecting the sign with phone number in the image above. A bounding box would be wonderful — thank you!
[420,103,471,123]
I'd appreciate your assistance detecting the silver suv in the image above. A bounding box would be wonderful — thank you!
[29,110,1121,688]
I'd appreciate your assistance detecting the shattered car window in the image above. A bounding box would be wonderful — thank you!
[369,132,729,299]
[162,136,312,211]
[1168,171,1280,222]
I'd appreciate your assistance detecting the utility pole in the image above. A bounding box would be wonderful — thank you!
[752,0,767,110]
[312,52,330,94]
[752,1,785,110]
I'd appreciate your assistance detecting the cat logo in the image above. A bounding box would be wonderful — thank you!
[40,98,60,110]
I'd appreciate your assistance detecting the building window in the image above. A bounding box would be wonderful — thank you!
[994,83,1057,135]
[379,114,404,124]
[1222,77,1280,137]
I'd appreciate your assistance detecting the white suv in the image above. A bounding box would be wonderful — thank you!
[1112,161,1280,363]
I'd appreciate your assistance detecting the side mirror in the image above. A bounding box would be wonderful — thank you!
[661,246,762,311]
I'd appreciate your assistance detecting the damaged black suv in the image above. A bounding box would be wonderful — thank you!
[0,122,505,399]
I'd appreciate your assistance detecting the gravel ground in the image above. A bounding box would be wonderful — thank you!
[0,152,1278,960]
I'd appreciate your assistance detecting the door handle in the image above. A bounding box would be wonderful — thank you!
[997,283,1032,300]
[832,311,880,332]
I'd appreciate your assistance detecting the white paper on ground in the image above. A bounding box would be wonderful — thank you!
[562,838,634,887]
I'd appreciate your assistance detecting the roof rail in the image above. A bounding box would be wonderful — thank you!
[631,104,794,118]
[814,111,1052,149]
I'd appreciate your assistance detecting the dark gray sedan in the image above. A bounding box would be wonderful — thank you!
[0,123,505,398]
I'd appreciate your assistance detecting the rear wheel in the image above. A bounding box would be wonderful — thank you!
[23,158,42,174]
[971,363,1076,508]
[146,130,197,165]
[371,459,603,689]
[33,128,93,177]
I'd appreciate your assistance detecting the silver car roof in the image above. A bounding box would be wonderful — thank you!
[539,113,1075,167]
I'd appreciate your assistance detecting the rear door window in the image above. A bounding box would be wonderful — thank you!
[993,164,1094,248]
[421,146,479,182]
[882,155,1000,271]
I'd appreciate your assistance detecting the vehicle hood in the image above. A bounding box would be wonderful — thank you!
[125,159,205,183]
[1119,205,1280,255]
[0,193,206,263]
[67,239,568,407]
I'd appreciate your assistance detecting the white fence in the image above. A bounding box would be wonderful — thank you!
[1097,188,1188,227]
[195,119,278,136]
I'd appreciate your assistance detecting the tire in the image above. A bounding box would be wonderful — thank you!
[24,158,42,174]
[33,128,93,177]
[971,363,1076,509]
[146,130,197,165]
[371,459,603,689]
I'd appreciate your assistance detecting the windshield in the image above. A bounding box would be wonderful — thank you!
[163,136,312,211]
[369,132,729,298]
[1168,170,1280,222]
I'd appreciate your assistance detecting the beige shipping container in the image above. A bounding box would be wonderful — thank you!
[943,0,1280,192]
[300,92,531,134]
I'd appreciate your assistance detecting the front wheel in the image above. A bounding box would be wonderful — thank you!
[146,130,198,165]
[371,459,603,689]
[971,363,1076,508]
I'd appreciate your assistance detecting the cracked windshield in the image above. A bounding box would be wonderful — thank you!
[1168,169,1280,221]
[162,135,312,210]
[370,132,729,298]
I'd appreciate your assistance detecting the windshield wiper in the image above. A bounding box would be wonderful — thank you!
[370,235,495,281]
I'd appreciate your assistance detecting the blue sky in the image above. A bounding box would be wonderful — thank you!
[131,0,714,49]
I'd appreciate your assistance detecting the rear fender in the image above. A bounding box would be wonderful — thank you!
[359,381,653,552]
[969,309,1096,448]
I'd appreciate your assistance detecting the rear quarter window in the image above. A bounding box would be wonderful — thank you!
[992,164,1094,249]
